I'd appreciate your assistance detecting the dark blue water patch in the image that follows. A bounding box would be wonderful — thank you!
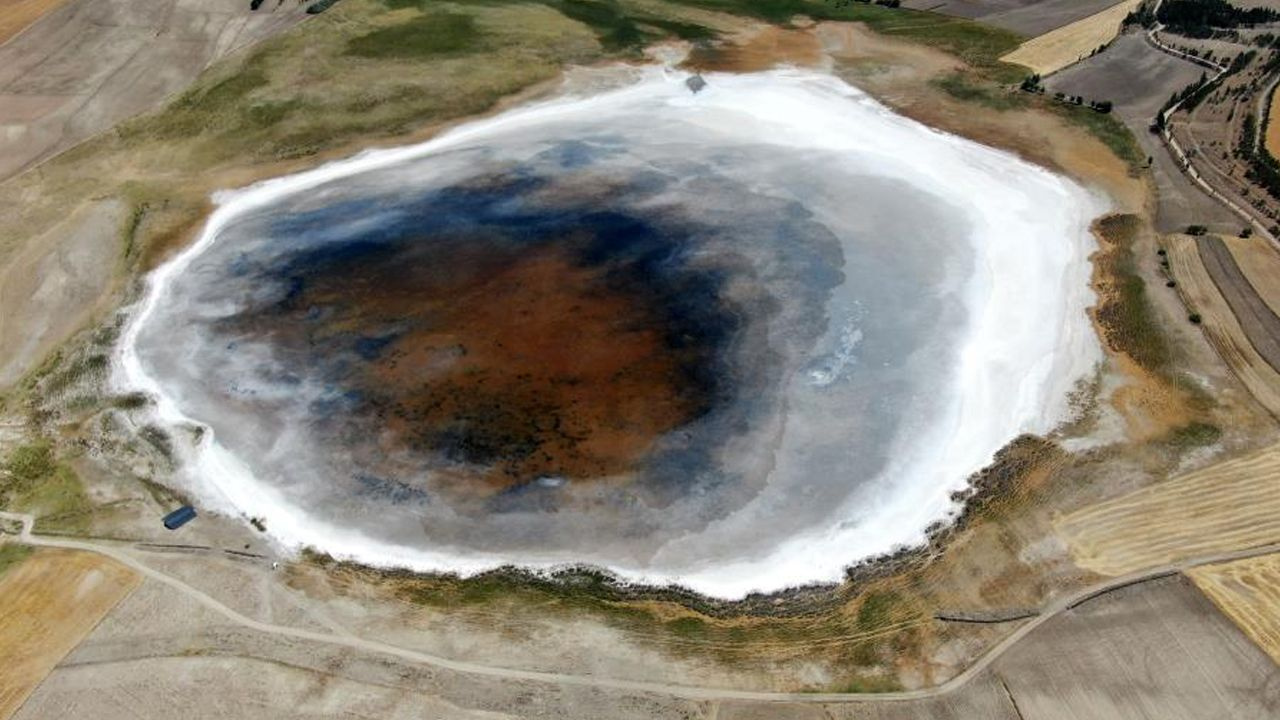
[354,333,399,361]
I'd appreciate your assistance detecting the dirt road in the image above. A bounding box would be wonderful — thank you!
[2,510,1277,704]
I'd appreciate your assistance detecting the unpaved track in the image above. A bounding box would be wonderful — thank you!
[2,510,1278,704]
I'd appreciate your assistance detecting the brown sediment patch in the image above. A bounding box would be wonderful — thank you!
[289,241,711,493]
[684,25,825,73]
[1087,214,1194,440]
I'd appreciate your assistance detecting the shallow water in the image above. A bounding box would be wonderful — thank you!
[120,67,1104,598]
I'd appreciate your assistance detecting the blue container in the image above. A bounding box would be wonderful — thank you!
[163,505,197,530]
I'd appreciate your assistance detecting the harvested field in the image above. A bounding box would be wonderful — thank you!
[1196,235,1280,373]
[1000,0,1140,76]
[1055,443,1280,576]
[0,0,69,44]
[1223,233,1280,318]
[1189,552,1280,665]
[899,0,1120,36]
[1166,234,1280,417]
[0,548,139,720]
[983,573,1280,720]
[979,0,1124,36]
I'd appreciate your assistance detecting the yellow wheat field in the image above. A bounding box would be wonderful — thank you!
[0,548,139,720]
[1189,553,1280,665]
[1055,443,1280,576]
[1001,0,1141,76]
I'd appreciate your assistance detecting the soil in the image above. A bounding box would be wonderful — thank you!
[0,0,70,44]
[0,548,139,718]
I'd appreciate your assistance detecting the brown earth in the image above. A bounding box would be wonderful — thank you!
[0,0,68,44]
[0,0,306,182]
[0,547,139,719]
[686,25,825,72]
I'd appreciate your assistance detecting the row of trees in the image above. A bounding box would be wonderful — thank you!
[1153,51,1258,131]
[1157,0,1280,39]
[1019,75,1113,113]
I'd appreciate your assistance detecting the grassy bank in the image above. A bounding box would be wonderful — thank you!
[1,441,91,534]
[1092,214,1175,372]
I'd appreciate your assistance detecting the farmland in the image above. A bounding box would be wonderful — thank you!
[0,548,139,719]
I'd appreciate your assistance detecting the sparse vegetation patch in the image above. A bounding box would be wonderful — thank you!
[1091,214,1174,373]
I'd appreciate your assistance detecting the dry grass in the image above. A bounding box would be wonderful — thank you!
[1055,443,1280,576]
[1166,234,1280,418]
[0,548,139,719]
[1000,0,1140,76]
[0,0,69,44]
[1189,552,1280,665]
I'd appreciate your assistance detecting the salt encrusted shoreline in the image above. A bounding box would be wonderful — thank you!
[115,66,1104,600]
